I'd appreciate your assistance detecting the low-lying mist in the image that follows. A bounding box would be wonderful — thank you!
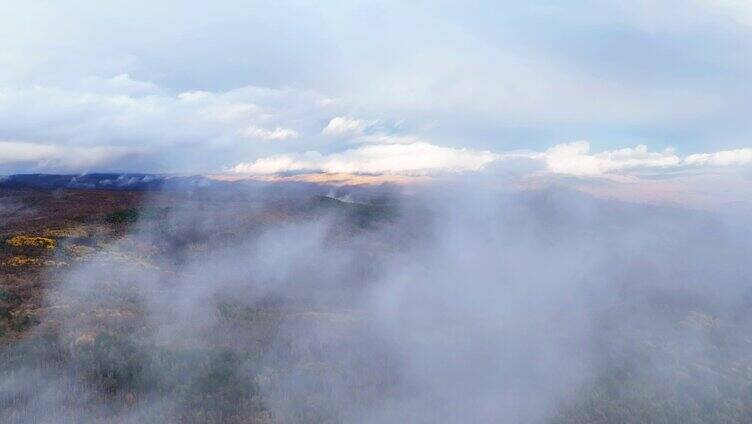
[2,179,752,423]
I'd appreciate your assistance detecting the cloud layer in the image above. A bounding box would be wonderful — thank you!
[232,142,498,175]
[232,140,752,177]
[1,0,751,190]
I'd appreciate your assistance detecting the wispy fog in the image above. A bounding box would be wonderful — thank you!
[2,180,752,423]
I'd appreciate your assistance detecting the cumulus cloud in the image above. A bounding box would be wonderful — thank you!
[3,0,752,180]
[529,142,752,176]
[540,142,752,176]
[684,148,752,166]
[322,116,374,138]
[0,74,749,180]
[0,80,342,172]
[231,140,752,178]
[240,125,299,141]
[537,141,681,176]
[232,142,498,175]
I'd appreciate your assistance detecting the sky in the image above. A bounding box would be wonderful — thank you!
[1,0,752,183]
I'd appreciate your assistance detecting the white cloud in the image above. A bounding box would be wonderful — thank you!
[0,140,140,170]
[1,0,749,159]
[240,125,299,141]
[354,134,423,145]
[0,79,341,171]
[232,152,321,174]
[81,73,160,96]
[322,116,373,137]
[0,74,749,179]
[0,81,330,146]
[231,140,752,178]
[232,142,498,175]
[0,141,59,164]
[177,91,213,102]
[539,141,681,176]
[684,148,752,166]
[530,142,752,176]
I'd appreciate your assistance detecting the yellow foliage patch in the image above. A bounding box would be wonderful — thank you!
[6,235,56,250]
[42,227,88,238]
[3,256,42,267]
[1,256,66,268]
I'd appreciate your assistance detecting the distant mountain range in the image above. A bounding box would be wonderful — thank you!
[0,173,207,191]
[0,174,401,205]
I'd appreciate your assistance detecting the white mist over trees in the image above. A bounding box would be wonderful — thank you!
[2,179,752,423]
